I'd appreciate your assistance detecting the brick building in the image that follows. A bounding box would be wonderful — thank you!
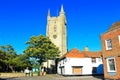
[101,21,120,79]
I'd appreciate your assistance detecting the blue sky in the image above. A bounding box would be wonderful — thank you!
[0,0,120,54]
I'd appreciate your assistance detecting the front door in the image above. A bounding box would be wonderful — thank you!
[73,66,82,75]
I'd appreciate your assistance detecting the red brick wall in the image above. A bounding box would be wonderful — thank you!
[101,28,120,79]
[116,57,120,78]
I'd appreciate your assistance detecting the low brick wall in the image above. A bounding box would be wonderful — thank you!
[0,72,38,78]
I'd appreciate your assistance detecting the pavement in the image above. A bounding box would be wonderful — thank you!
[1,74,104,80]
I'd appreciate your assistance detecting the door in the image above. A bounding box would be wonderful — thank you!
[72,66,82,74]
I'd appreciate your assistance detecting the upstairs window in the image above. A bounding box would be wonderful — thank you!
[118,35,120,45]
[91,57,96,63]
[105,39,112,50]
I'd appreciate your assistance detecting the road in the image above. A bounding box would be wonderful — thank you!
[1,74,104,80]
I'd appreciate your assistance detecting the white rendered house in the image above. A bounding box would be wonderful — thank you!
[57,48,104,75]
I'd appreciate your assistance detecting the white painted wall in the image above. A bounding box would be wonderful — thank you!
[57,57,103,75]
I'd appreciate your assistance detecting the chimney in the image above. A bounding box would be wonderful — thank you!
[84,46,89,51]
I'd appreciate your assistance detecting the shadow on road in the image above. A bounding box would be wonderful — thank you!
[0,78,6,80]
[92,74,104,80]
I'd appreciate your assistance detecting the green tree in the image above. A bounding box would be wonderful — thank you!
[0,45,17,72]
[0,45,32,72]
[13,54,32,71]
[24,35,60,66]
[0,49,6,71]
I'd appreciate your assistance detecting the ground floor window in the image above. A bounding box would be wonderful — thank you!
[92,67,97,73]
[106,57,116,72]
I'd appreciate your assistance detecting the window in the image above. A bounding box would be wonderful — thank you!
[106,57,116,72]
[98,58,102,62]
[91,57,96,63]
[92,67,97,73]
[118,35,120,45]
[105,39,112,50]
[54,26,57,32]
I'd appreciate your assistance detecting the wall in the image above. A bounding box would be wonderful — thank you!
[101,28,120,79]
[57,57,103,75]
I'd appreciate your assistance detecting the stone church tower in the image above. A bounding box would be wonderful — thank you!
[46,5,67,57]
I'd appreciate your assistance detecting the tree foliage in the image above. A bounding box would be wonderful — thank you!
[0,45,30,72]
[0,35,60,72]
[0,45,17,72]
[24,35,60,65]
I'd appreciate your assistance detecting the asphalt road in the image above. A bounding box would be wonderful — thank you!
[1,74,104,80]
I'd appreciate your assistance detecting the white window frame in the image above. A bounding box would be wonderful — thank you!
[118,35,120,45]
[105,39,112,50]
[106,57,116,72]
[98,58,102,62]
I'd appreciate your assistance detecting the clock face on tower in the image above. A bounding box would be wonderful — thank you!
[53,34,57,39]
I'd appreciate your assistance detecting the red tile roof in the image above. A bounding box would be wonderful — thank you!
[83,51,102,58]
[60,48,102,59]
[66,48,84,58]
[60,48,84,58]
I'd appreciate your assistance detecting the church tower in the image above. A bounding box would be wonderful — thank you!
[46,5,67,57]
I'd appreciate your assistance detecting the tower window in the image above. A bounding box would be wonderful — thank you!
[54,26,57,32]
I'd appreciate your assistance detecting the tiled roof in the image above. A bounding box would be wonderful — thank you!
[60,48,84,58]
[108,21,120,31]
[83,51,102,58]
[60,48,102,59]
[66,48,84,58]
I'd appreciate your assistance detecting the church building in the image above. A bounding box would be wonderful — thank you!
[43,5,68,73]
[46,5,67,57]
